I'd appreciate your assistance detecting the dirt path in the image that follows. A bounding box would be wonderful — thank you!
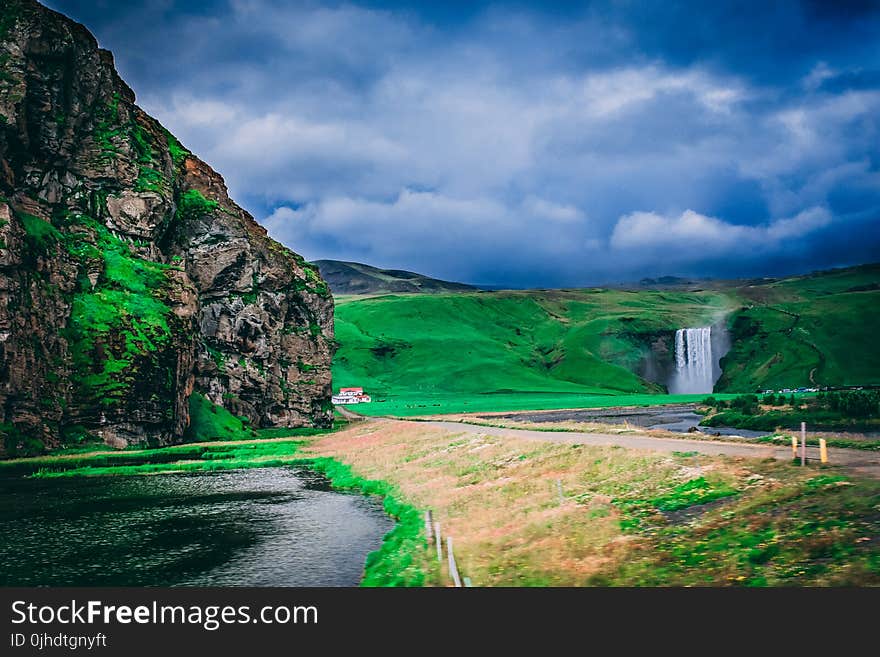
[339,405,880,477]
[417,419,880,478]
[336,405,371,421]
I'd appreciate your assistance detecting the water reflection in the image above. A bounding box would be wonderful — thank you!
[0,467,392,586]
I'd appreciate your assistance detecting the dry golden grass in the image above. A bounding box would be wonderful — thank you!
[419,413,684,437]
[301,418,873,586]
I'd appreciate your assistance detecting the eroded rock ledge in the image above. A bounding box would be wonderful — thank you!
[0,0,334,454]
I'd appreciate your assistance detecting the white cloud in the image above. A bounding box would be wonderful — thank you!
[575,67,745,118]
[229,0,415,62]
[263,189,600,282]
[610,207,832,256]
[265,190,511,258]
[522,196,584,223]
[803,62,835,91]
[764,206,833,240]
[169,98,238,127]
[215,112,407,167]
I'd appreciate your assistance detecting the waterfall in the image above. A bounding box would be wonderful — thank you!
[670,327,715,394]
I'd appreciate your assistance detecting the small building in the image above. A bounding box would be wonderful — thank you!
[332,387,372,404]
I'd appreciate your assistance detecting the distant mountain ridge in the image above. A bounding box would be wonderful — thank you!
[313,260,476,295]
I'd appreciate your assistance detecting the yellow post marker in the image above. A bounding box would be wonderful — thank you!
[791,435,798,458]
[820,438,828,464]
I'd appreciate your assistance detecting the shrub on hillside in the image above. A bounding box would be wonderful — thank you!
[730,394,759,415]
[826,390,880,418]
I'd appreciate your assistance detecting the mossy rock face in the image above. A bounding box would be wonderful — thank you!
[61,216,198,439]
[0,0,334,454]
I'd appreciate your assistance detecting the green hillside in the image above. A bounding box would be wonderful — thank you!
[333,288,732,411]
[716,263,880,392]
[332,264,880,415]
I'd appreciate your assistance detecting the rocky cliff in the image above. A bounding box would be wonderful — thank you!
[0,0,334,455]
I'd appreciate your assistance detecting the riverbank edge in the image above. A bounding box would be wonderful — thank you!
[302,455,434,587]
[0,436,435,588]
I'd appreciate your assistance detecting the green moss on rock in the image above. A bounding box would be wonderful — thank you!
[165,129,190,168]
[63,215,182,407]
[1,423,45,457]
[184,392,256,441]
[176,189,218,223]
[18,211,61,255]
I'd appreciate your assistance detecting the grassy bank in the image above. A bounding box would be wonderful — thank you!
[350,392,739,418]
[0,430,437,587]
[0,418,348,474]
[700,391,880,434]
[305,457,434,586]
[306,419,880,586]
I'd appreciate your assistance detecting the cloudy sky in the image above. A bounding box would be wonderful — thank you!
[46,0,880,287]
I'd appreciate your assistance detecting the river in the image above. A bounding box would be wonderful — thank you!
[0,466,393,586]
[483,404,769,438]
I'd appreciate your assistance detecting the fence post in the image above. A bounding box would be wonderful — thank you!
[800,422,807,466]
[425,510,433,543]
[434,522,442,562]
[820,438,828,464]
[447,536,462,588]
[791,435,798,458]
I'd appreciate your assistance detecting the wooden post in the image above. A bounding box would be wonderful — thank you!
[557,479,564,504]
[424,510,433,543]
[800,422,806,466]
[820,438,828,464]
[447,536,462,588]
[791,435,798,458]
[434,522,442,561]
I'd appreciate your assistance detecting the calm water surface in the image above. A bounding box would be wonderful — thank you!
[0,467,393,586]
[485,404,768,438]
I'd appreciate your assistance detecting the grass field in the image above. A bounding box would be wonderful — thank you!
[333,264,880,410]
[308,419,880,586]
[347,392,738,417]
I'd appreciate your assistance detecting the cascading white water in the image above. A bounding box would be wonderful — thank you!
[670,327,715,394]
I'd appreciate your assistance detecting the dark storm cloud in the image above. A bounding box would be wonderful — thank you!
[43,0,880,286]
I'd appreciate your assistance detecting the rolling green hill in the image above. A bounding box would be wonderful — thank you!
[332,264,880,415]
[716,263,880,392]
[334,287,733,413]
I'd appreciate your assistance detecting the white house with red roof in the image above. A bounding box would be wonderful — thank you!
[331,387,372,404]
